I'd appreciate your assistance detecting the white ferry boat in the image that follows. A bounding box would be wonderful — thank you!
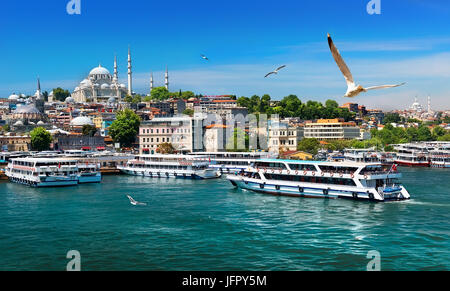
[394,143,430,167]
[6,158,79,187]
[430,143,450,168]
[118,154,221,179]
[344,149,396,165]
[77,162,102,183]
[227,159,410,202]
[188,152,275,173]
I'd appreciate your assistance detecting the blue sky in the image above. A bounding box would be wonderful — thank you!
[1,0,450,110]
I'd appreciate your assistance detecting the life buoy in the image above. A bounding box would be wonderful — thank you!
[340,173,344,178]
[364,175,368,179]
[312,172,316,176]
[295,170,299,175]
[321,172,325,177]
[331,172,334,177]
[303,170,308,175]
[351,174,355,179]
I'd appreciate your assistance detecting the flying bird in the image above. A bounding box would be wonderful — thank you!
[265,65,286,78]
[201,54,209,61]
[327,33,406,98]
[127,195,147,206]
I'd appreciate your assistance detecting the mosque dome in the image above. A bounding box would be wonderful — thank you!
[101,83,110,89]
[70,116,94,127]
[107,97,116,103]
[37,121,45,125]
[14,104,41,114]
[119,84,126,88]
[89,65,111,76]
[14,121,24,126]
[80,79,92,88]
[9,94,19,100]
[65,96,75,103]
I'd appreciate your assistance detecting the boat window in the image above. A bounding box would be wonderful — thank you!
[288,164,317,171]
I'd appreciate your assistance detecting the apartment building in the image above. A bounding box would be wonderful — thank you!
[268,122,304,154]
[304,119,361,140]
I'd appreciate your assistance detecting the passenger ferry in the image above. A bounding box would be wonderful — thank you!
[6,158,79,187]
[344,149,396,166]
[77,162,102,183]
[118,154,221,179]
[188,152,275,173]
[430,144,450,168]
[394,143,430,167]
[227,159,410,202]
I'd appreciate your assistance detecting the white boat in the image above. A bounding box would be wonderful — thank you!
[118,154,221,179]
[77,163,102,183]
[393,143,430,167]
[227,159,411,202]
[6,158,79,187]
[188,152,275,174]
[430,144,450,168]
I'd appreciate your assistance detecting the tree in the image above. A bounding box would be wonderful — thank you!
[82,124,97,137]
[183,109,194,117]
[181,91,195,100]
[437,134,450,141]
[109,109,141,148]
[132,94,142,104]
[52,88,70,102]
[156,143,176,154]
[383,113,401,125]
[325,99,339,109]
[432,126,446,139]
[2,124,10,132]
[30,127,52,151]
[297,138,320,155]
[417,126,432,141]
[226,128,249,152]
[124,95,133,103]
[151,87,170,100]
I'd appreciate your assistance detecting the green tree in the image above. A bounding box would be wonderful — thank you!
[417,126,432,141]
[325,99,339,109]
[432,126,446,139]
[30,127,52,151]
[124,95,133,103]
[82,124,97,137]
[181,91,195,100]
[109,109,141,148]
[52,88,70,102]
[156,143,176,154]
[383,113,401,125]
[437,134,450,141]
[226,128,249,152]
[297,138,321,155]
[182,109,194,117]
[132,94,142,104]
[151,87,170,100]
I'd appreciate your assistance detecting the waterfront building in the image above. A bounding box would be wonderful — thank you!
[139,117,203,154]
[0,135,31,151]
[55,136,106,151]
[204,124,228,152]
[304,119,361,140]
[268,122,304,154]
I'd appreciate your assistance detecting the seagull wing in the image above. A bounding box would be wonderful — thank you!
[275,65,286,72]
[365,83,406,91]
[265,72,275,78]
[127,195,136,204]
[327,34,354,86]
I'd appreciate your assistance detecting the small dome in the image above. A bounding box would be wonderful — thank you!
[65,97,75,103]
[94,83,100,88]
[101,83,110,89]
[70,116,94,127]
[14,120,24,126]
[37,121,45,125]
[119,84,126,88]
[29,121,36,125]
[89,65,111,76]
[20,94,27,98]
[80,79,92,88]
[9,93,19,100]
[107,97,116,103]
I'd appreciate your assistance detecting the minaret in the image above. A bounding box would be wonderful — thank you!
[165,66,169,90]
[428,96,432,114]
[113,55,118,83]
[35,76,42,100]
[150,72,154,94]
[128,47,133,95]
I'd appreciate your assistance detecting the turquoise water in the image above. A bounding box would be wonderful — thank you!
[0,168,449,271]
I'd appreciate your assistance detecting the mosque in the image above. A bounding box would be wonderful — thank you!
[71,50,131,103]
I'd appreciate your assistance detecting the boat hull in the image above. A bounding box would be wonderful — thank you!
[78,173,102,184]
[227,175,410,202]
[119,168,221,180]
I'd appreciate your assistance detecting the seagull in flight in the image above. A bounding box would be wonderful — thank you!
[201,54,209,61]
[127,195,147,206]
[327,33,406,98]
[265,65,286,78]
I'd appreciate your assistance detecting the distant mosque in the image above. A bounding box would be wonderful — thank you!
[71,48,171,103]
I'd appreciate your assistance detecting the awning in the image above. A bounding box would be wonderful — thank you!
[82,146,91,150]
[96,147,106,151]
